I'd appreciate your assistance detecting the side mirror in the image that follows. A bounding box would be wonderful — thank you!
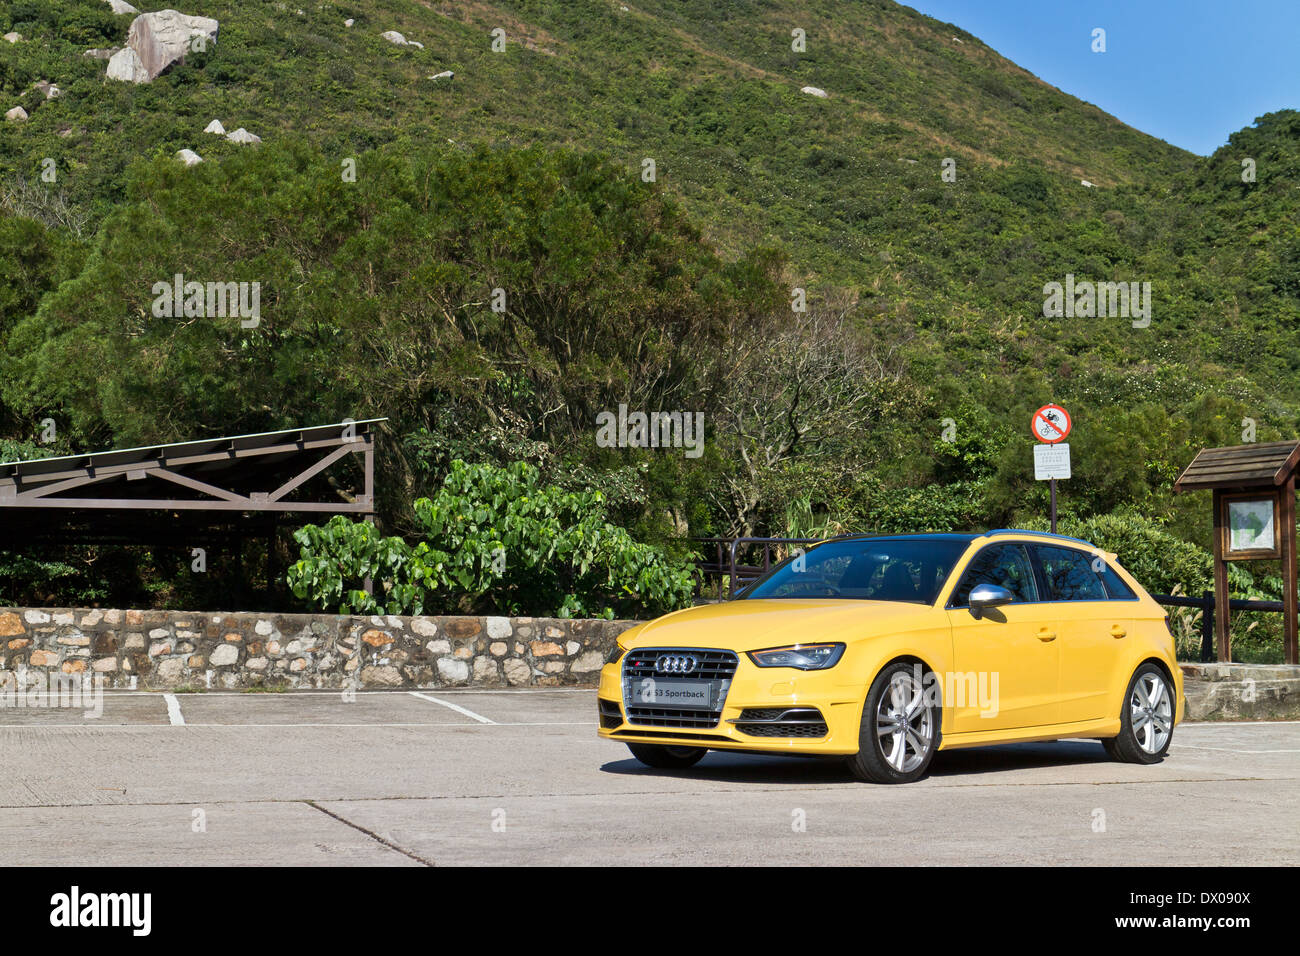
[968,583,1014,619]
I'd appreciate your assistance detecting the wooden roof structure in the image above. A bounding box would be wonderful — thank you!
[0,420,382,546]
[1173,440,1300,492]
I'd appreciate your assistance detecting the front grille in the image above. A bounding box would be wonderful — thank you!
[623,705,721,728]
[622,647,738,729]
[621,648,739,681]
[598,698,622,729]
[732,707,828,738]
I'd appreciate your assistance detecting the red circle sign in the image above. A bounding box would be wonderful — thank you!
[1031,404,1071,443]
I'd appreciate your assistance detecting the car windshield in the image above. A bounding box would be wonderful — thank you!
[742,538,969,604]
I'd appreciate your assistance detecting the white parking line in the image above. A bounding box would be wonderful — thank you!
[0,721,590,729]
[163,694,185,726]
[1177,745,1300,754]
[408,692,495,724]
[1180,721,1300,729]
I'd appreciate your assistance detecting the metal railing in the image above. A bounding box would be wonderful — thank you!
[1149,591,1285,663]
[695,536,826,600]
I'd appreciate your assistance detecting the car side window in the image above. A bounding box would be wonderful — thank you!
[1035,545,1108,601]
[1096,561,1137,599]
[950,544,1039,606]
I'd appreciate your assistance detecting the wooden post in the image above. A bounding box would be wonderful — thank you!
[1282,476,1298,665]
[1211,489,1230,662]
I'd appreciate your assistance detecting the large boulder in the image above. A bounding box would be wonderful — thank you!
[225,127,261,145]
[203,118,225,135]
[106,47,150,83]
[106,0,139,13]
[5,106,28,122]
[106,10,220,84]
[175,148,203,166]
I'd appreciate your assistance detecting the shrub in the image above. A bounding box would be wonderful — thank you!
[288,460,697,618]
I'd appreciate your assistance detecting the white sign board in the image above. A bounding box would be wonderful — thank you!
[1034,443,1071,480]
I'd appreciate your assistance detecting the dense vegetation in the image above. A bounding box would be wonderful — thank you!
[0,0,1296,658]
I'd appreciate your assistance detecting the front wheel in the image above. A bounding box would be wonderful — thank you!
[626,743,707,769]
[1102,663,1174,764]
[846,661,939,784]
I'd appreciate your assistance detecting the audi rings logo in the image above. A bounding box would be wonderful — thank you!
[655,654,698,675]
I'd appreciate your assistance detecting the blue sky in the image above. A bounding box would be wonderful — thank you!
[903,0,1300,155]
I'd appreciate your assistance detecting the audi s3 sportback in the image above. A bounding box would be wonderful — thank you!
[597,530,1184,783]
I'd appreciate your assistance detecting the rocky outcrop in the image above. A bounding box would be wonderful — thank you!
[106,10,220,84]
[801,86,828,98]
[203,118,225,135]
[428,70,454,81]
[175,148,203,166]
[4,106,28,122]
[3,32,21,44]
[106,0,139,14]
[225,127,261,145]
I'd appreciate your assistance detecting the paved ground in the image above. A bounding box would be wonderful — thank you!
[0,689,1295,865]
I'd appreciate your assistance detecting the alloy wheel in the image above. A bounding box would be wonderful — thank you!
[875,670,934,772]
[1129,672,1172,754]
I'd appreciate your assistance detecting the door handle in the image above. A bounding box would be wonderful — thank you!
[1110,625,1127,639]
[1036,628,1056,642]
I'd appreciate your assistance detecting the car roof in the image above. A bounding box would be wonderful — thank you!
[825,529,1101,549]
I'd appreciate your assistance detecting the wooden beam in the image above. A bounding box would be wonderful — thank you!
[1284,477,1298,665]
[1212,488,1231,662]
[152,468,250,503]
[268,443,359,502]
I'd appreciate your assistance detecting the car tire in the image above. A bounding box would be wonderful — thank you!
[846,660,940,784]
[1102,662,1174,764]
[626,743,707,769]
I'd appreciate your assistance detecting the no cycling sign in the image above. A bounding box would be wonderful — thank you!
[1031,404,1071,444]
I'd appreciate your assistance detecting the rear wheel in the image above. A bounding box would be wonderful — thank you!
[1103,663,1174,764]
[846,661,939,784]
[626,743,707,769]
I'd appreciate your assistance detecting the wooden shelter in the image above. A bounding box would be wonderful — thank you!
[1174,440,1300,664]
[0,420,382,605]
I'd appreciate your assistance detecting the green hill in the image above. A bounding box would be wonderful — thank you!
[0,0,1297,648]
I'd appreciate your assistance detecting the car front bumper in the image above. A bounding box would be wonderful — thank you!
[595,655,866,755]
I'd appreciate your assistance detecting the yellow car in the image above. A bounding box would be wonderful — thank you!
[598,530,1184,783]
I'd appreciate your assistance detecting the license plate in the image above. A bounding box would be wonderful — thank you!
[629,678,714,709]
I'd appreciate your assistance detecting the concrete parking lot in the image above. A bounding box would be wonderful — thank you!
[0,688,1295,866]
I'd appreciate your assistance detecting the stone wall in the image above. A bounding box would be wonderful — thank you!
[0,608,640,690]
[1180,662,1300,721]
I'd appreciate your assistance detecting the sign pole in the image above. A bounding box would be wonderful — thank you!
[1050,478,1057,534]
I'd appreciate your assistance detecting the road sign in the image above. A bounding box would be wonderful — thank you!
[1034,443,1071,480]
[1031,404,1071,444]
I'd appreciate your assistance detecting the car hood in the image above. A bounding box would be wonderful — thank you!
[622,598,940,653]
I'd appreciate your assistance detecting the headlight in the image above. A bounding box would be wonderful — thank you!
[747,643,845,670]
[605,643,626,665]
